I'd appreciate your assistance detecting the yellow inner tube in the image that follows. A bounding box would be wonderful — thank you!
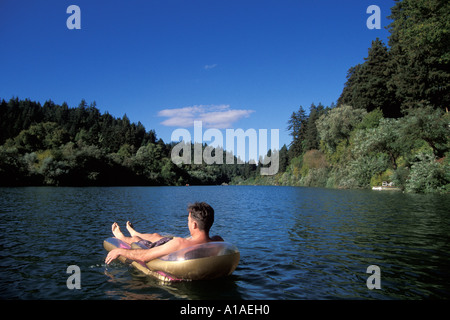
[103,238,240,282]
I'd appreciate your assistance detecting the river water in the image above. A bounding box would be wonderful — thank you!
[0,186,449,300]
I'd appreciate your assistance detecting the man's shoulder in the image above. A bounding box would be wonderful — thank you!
[170,236,185,243]
[171,236,191,247]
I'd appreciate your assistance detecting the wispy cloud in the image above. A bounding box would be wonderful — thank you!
[204,64,217,70]
[158,105,254,129]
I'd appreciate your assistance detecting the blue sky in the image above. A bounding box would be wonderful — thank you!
[0,0,394,149]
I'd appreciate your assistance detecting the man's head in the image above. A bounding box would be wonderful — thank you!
[188,202,215,233]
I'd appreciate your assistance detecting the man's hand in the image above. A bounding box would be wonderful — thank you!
[105,248,124,264]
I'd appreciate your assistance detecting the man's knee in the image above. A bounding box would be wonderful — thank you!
[131,235,143,242]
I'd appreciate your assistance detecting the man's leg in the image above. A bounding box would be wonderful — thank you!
[111,222,142,244]
[125,221,164,242]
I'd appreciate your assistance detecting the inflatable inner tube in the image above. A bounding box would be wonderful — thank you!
[103,237,240,282]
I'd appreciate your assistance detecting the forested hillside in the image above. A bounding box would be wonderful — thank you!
[236,0,450,193]
[0,98,263,186]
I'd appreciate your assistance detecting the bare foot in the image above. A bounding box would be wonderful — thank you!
[126,221,139,237]
[111,222,125,240]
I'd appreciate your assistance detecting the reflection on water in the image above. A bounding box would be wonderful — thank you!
[0,186,449,299]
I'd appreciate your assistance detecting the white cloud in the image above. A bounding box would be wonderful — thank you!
[158,105,254,129]
[204,64,217,70]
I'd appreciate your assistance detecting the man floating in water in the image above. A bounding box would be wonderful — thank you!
[105,202,223,264]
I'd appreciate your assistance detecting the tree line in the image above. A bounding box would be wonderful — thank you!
[0,98,268,186]
[238,0,449,193]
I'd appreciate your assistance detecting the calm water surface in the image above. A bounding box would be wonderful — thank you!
[0,186,449,300]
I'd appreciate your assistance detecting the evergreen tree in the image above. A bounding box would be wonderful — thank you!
[303,103,325,151]
[387,0,450,110]
[287,106,308,158]
[338,64,362,107]
[278,144,289,173]
[338,39,400,117]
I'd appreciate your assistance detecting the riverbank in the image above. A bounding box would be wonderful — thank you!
[230,158,449,194]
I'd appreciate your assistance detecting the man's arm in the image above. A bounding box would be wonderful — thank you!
[105,237,183,264]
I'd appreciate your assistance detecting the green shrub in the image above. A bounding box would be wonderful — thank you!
[405,153,449,193]
[347,154,389,188]
[391,167,409,190]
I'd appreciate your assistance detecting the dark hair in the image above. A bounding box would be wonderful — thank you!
[188,202,214,233]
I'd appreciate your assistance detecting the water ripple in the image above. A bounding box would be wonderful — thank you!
[1,186,449,299]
